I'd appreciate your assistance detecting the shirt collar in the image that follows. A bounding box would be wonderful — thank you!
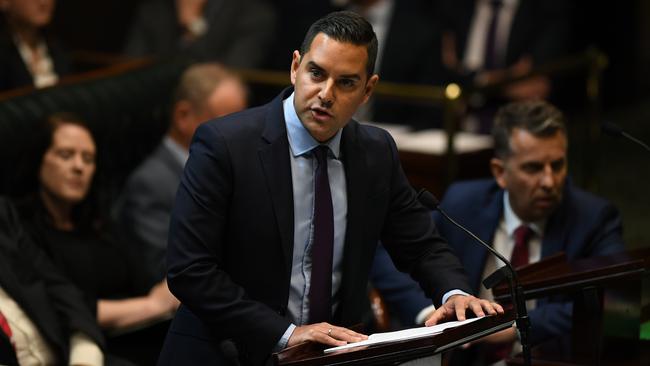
[502,191,545,237]
[282,92,342,158]
[163,135,190,165]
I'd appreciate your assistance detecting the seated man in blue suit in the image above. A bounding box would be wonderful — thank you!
[437,100,624,363]
[371,100,625,363]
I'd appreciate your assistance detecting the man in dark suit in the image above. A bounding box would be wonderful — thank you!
[160,11,503,365]
[437,0,573,133]
[0,197,104,365]
[115,63,247,285]
[435,100,624,363]
[124,0,276,68]
[343,0,443,129]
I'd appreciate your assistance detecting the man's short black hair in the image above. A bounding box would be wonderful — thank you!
[299,11,378,77]
[492,100,567,159]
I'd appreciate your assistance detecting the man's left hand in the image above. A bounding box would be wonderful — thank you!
[424,295,503,326]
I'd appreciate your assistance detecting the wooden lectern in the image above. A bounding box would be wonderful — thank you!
[273,310,515,365]
[492,248,650,365]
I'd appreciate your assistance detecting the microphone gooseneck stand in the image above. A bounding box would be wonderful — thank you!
[417,189,531,366]
[601,121,650,153]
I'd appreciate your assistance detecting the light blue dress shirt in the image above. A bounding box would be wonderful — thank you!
[275,92,347,349]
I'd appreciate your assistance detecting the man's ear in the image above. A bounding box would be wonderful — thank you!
[362,74,379,104]
[290,50,301,85]
[490,157,507,189]
[172,100,193,134]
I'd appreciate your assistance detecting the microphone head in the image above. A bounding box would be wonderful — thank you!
[416,189,440,210]
[601,121,623,137]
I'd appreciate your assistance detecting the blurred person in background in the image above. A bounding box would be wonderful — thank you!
[12,113,180,342]
[0,197,104,366]
[345,0,442,129]
[115,63,248,285]
[437,0,573,133]
[125,0,276,68]
[0,0,70,91]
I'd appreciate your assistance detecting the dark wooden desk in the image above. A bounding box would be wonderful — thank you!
[493,249,650,366]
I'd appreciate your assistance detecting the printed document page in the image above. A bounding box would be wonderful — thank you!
[324,317,483,353]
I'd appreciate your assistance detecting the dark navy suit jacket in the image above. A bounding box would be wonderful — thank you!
[433,178,625,345]
[160,88,471,365]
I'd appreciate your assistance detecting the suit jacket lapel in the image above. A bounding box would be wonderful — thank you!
[542,184,572,257]
[334,121,369,322]
[466,186,504,291]
[259,89,295,278]
[339,121,368,267]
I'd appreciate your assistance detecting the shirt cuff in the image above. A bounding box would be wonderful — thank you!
[415,304,437,325]
[441,289,471,305]
[69,332,103,366]
[273,324,296,352]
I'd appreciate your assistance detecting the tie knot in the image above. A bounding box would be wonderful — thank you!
[490,0,503,8]
[514,225,533,244]
[313,145,329,166]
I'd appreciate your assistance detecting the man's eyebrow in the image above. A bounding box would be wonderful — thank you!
[339,74,361,81]
[306,61,361,80]
[307,61,325,71]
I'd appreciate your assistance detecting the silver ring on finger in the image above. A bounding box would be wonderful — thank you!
[328,327,333,336]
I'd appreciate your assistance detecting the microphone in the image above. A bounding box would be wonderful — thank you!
[601,121,650,152]
[417,189,531,366]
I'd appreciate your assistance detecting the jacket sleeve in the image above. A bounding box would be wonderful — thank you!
[165,124,290,364]
[527,301,572,346]
[585,202,625,256]
[378,131,472,307]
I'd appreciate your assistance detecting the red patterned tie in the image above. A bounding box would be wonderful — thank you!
[485,225,534,363]
[511,225,533,268]
[0,310,12,340]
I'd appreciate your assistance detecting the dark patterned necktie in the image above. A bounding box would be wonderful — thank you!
[484,0,504,70]
[308,145,334,324]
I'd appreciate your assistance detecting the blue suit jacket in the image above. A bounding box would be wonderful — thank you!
[433,178,625,344]
[160,88,471,365]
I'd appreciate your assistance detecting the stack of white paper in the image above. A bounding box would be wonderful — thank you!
[323,317,482,353]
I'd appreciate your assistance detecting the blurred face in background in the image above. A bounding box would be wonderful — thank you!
[173,76,248,149]
[0,0,55,29]
[39,122,96,206]
[191,77,248,133]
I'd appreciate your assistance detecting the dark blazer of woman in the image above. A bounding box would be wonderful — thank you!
[0,197,104,364]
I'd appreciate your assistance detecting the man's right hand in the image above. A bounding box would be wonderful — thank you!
[287,323,367,348]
